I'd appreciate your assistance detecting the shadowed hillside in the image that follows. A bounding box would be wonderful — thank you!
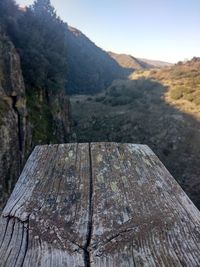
[66,26,127,94]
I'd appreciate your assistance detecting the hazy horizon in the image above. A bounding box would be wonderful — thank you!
[16,0,200,63]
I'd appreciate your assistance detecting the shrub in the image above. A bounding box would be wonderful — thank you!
[193,96,200,106]
[182,87,195,94]
[184,94,194,102]
[170,87,183,100]
[150,70,157,75]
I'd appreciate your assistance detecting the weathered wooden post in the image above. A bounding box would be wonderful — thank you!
[0,143,200,266]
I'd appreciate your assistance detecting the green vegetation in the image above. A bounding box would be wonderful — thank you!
[1,0,126,97]
[170,87,183,100]
[92,79,162,107]
[0,0,18,29]
[0,0,70,145]
[11,0,68,94]
[132,58,200,107]
[26,91,58,144]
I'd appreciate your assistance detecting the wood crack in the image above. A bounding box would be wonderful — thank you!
[83,143,94,267]
[2,214,29,225]
[20,220,29,267]
[100,227,137,247]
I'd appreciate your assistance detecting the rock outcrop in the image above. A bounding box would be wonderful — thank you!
[0,32,71,210]
[0,32,27,208]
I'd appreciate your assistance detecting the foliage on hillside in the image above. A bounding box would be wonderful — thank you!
[0,0,70,146]
[132,57,200,108]
[0,0,18,28]
[94,79,160,106]
[7,0,68,94]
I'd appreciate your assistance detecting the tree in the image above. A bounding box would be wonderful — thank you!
[8,0,68,94]
[31,0,57,19]
[0,0,18,30]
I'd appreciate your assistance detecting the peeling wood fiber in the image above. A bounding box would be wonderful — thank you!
[0,143,200,266]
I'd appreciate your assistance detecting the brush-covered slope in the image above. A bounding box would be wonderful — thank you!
[132,57,200,108]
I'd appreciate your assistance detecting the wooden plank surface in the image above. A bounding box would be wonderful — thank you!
[1,143,90,266]
[0,143,200,266]
[90,143,200,266]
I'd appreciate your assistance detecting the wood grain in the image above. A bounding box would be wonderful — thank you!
[0,143,200,266]
[90,143,200,266]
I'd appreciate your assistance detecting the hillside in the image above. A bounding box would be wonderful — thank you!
[66,27,127,94]
[70,59,200,209]
[108,52,152,71]
[131,57,200,116]
[108,51,172,72]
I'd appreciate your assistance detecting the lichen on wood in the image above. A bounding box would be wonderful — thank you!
[0,143,200,266]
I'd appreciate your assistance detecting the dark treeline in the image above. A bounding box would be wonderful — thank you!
[0,0,68,95]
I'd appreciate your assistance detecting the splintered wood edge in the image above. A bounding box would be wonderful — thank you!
[0,143,200,267]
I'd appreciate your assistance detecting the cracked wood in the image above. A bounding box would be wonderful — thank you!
[0,143,200,266]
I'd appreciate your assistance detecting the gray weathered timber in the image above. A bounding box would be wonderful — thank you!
[0,143,200,267]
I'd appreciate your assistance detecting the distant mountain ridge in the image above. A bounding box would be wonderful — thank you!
[138,58,173,68]
[108,51,173,71]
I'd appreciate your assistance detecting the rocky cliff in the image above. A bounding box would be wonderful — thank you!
[0,32,71,210]
[0,32,27,207]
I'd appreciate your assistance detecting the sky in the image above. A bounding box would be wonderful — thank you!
[16,0,200,63]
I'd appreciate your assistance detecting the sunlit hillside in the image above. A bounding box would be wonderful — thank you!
[131,57,200,120]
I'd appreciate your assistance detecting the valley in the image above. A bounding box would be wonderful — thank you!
[70,58,200,209]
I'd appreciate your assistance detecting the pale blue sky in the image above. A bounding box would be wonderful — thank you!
[16,0,200,63]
